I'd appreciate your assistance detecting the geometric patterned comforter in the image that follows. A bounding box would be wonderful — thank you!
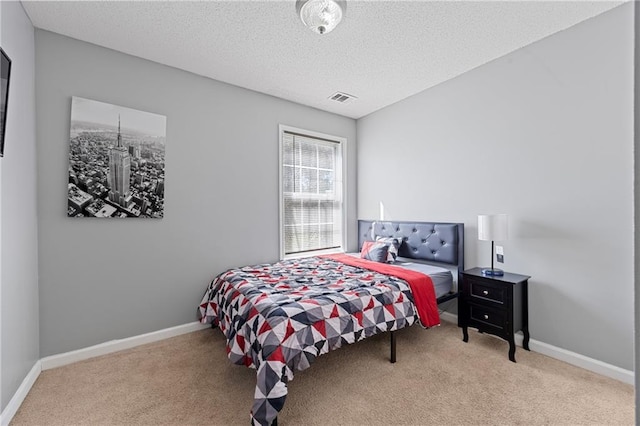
[198,255,431,425]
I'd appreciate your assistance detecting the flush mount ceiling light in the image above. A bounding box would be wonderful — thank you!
[296,0,346,35]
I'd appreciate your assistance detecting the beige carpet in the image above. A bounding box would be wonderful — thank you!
[11,321,634,425]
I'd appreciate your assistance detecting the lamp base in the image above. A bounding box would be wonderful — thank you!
[481,268,504,277]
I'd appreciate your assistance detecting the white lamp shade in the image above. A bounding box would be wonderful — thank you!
[297,0,345,35]
[478,214,508,241]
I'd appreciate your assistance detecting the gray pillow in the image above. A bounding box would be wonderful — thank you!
[376,237,401,262]
[360,241,390,263]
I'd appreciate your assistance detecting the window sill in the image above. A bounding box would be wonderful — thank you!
[283,247,345,260]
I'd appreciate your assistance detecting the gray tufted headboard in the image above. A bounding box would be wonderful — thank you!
[358,220,465,274]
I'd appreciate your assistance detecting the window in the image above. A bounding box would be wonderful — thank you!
[279,125,345,258]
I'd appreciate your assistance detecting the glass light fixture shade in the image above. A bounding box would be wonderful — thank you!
[478,214,508,241]
[296,0,345,35]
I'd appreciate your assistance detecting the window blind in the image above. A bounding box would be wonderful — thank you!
[282,131,343,255]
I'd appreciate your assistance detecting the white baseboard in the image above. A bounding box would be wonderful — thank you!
[522,336,634,385]
[1,321,210,425]
[439,310,634,385]
[41,321,210,370]
[0,361,42,426]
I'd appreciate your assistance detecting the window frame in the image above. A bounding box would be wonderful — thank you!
[278,124,347,259]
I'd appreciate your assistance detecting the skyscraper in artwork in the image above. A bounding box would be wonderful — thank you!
[108,115,131,208]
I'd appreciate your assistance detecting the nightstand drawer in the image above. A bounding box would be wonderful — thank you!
[469,280,505,304]
[469,304,506,330]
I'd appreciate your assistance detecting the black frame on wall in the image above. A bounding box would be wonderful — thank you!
[1,46,12,157]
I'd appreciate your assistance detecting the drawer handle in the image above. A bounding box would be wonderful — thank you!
[483,314,489,320]
[483,290,489,295]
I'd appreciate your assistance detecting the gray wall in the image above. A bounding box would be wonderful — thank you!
[357,4,634,370]
[35,30,357,357]
[634,1,639,420]
[0,1,39,412]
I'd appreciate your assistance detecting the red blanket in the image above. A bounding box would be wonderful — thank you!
[323,253,440,327]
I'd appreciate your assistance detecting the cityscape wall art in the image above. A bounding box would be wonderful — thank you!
[68,97,167,218]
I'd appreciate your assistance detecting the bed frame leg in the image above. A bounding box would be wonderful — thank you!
[390,331,396,363]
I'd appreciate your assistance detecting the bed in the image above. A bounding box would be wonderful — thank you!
[198,220,464,425]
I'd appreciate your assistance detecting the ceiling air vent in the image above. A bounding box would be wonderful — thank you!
[329,92,357,104]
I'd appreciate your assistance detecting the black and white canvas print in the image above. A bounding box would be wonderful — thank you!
[68,97,166,218]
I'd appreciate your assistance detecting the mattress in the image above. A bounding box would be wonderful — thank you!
[393,258,453,299]
[347,253,453,299]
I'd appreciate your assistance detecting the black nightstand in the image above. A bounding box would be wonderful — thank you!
[458,267,531,362]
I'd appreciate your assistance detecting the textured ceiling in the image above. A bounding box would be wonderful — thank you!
[22,1,624,119]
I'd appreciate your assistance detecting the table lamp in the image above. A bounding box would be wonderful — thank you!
[478,214,508,276]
